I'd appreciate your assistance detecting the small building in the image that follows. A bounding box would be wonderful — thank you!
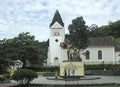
[10,60,23,71]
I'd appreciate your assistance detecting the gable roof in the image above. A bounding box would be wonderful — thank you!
[88,37,115,46]
[62,36,120,51]
[50,10,64,27]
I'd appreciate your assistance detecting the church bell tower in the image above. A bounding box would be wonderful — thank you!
[47,10,65,66]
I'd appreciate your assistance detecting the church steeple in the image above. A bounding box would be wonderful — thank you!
[47,10,65,66]
[50,10,64,27]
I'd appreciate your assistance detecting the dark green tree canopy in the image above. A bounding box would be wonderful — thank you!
[109,20,120,38]
[0,32,48,68]
[68,16,89,50]
[89,24,110,37]
[96,20,120,39]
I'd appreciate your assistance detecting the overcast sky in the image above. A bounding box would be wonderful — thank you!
[0,0,120,42]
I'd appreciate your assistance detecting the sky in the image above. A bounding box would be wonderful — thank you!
[0,0,120,42]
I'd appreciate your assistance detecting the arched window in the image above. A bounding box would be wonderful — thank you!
[54,57,59,66]
[98,50,102,59]
[55,57,58,60]
[86,50,90,60]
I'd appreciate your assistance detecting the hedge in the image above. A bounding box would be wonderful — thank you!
[0,75,6,82]
[25,66,60,72]
[84,64,120,70]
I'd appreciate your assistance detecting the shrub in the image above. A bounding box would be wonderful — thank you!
[4,73,10,79]
[112,65,120,76]
[0,75,6,82]
[84,64,120,75]
[12,69,38,86]
[85,64,120,70]
[43,72,55,77]
[25,66,60,72]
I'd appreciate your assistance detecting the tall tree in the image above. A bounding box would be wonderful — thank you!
[109,20,120,38]
[11,32,43,67]
[0,32,46,68]
[68,17,89,50]
[89,24,110,37]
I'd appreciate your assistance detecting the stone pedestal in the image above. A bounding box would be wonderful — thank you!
[60,61,84,77]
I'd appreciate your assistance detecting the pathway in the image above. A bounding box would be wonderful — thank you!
[30,75,120,85]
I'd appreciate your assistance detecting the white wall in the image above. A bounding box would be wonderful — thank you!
[81,46,115,64]
[115,52,120,64]
[49,37,63,66]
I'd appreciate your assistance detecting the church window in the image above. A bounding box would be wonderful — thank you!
[55,57,58,60]
[86,50,90,60]
[98,50,102,59]
[54,57,59,66]
[54,32,59,36]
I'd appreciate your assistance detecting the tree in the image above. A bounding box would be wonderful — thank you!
[68,17,89,50]
[109,20,120,38]
[0,32,47,68]
[89,24,110,37]
[96,20,120,39]
[38,41,48,65]
[0,39,9,74]
[12,69,38,86]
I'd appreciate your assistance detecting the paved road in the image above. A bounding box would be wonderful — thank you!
[30,75,120,85]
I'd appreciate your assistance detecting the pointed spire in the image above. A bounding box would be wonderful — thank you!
[50,10,64,27]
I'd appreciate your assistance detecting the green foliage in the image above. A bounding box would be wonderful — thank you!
[3,73,10,79]
[115,37,120,44]
[12,69,38,85]
[0,32,48,68]
[85,64,120,70]
[0,59,9,74]
[68,16,89,50]
[90,25,110,37]
[85,64,120,75]
[109,20,120,38]
[0,75,6,82]
[38,41,48,65]
[112,65,120,76]
[98,20,120,39]
[25,66,60,72]
[43,72,55,77]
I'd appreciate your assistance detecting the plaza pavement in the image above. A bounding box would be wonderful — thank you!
[1,76,120,87]
[0,83,17,87]
[29,75,120,85]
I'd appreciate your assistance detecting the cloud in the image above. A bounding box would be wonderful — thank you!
[0,19,8,31]
[0,0,120,41]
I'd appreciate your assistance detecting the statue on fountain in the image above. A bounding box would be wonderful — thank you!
[60,37,82,61]
[60,38,84,77]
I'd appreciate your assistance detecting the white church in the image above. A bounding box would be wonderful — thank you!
[47,10,120,66]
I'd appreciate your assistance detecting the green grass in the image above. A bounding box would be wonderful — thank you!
[36,72,55,76]
[36,72,45,76]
